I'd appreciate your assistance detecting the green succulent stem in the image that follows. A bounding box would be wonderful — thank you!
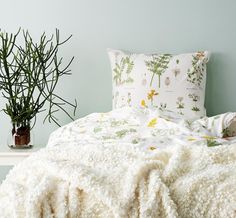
[0,29,77,127]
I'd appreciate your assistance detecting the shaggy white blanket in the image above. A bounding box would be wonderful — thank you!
[0,107,236,218]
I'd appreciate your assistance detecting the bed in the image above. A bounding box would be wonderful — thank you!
[0,107,236,217]
[0,49,236,218]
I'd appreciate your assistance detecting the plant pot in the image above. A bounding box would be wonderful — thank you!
[8,121,34,149]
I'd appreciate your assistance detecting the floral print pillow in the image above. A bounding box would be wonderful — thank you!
[107,48,210,120]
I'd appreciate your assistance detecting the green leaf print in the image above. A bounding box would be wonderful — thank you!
[176,97,184,115]
[191,106,200,112]
[189,94,200,112]
[132,138,140,144]
[115,128,137,139]
[113,56,134,85]
[93,127,102,133]
[187,52,206,87]
[207,139,221,147]
[145,54,172,88]
[110,119,128,127]
[222,127,231,138]
[116,129,128,138]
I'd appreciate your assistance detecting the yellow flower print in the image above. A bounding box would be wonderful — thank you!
[141,99,147,107]
[149,146,156,151]
[148,118,158,127]
[187,137,196,141]
[196,51,205,59]
[147,89,158,101]
[202,135,216,140]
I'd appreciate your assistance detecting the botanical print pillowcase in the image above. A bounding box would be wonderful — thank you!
[107,48,210,120]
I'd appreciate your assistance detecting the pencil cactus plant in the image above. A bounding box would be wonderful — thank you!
[0,29,77,148]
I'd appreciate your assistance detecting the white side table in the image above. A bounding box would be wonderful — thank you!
[0,146,43,166]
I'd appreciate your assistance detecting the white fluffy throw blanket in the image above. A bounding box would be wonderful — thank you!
[0,108,236,218]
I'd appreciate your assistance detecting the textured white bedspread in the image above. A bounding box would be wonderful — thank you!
[0,107,236,218]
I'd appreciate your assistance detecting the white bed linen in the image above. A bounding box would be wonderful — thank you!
[0,107,236,218]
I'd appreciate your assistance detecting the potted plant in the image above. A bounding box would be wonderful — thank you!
[0,29,77,148]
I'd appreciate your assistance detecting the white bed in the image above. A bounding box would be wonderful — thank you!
[0,107,236,218]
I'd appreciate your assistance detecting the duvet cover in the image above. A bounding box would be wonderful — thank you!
[0,107,236,218]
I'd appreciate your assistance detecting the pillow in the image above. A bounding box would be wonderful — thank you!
[107,48,210,120]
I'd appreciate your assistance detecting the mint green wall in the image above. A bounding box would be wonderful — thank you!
[0,0,236,179]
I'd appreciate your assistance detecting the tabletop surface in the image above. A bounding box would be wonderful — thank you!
[0,145,44,156]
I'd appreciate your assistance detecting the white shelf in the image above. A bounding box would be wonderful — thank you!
[0,145,43,166]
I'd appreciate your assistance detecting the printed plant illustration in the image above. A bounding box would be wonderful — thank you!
[147,118,158,128]
[115,128,137,139]
[93,126,103,133]
[113,56,134,85]
[165,77,170,86]
[147,89,158,105]
[145,54,172,88]
[110,119,128,127]
[222,127,231,138]
[120,96,126,108]
[159,103,167,111]
[176,97,184,115]
[142,73,147,86]
[127,92,132,106]
[141,99,147,108]
[172,59,180,77]
[188,93,200,112]
[207,139,221,147]
[187,52,206,87]
[222,119,236,137]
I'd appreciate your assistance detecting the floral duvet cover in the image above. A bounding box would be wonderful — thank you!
[0,107,236,218]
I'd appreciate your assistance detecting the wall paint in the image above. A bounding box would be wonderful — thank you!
[0,0,236,178]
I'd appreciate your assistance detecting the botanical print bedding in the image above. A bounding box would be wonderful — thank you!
[0,107,236,218]
[108,49,210,120]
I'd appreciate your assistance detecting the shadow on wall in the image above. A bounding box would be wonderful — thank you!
[205,52,236,116]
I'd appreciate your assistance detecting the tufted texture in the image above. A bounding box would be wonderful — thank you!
[0,107,236,217]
